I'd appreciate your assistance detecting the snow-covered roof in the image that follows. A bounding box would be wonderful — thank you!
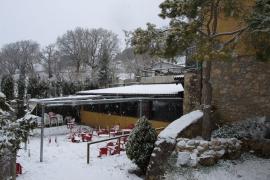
[77,84,184,96]
[30,95,101,104]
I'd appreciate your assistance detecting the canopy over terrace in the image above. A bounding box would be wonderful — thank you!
[29,83,184,162]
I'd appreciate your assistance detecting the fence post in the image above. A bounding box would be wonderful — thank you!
[87,144,90,164]
[40,104,45,162]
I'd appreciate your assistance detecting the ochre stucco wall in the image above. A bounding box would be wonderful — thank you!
[80,110,170,129]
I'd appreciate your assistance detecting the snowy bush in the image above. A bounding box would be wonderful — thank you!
[126,116,157,173]
[1,75,14,100]
[0,92,33,157]
[212,117,267,139]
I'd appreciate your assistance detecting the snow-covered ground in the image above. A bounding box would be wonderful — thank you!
[17,126,141,180]
[166,153,270,180]
[17,126,270,180]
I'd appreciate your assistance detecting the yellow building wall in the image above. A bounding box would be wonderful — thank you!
[216,0,255,55]
[80,110,170,129]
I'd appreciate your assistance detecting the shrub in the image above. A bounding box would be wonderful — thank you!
[126,116,157,173]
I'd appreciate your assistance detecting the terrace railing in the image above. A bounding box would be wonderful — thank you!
[86,127,164,164]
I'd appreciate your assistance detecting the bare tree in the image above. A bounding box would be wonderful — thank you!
[57,27,119,83]
[57,27,86,74]
[0,40,40,76]
[116,48,156,77]
[41,44,59,78]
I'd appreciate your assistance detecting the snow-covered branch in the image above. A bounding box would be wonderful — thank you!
[211,26,248,38]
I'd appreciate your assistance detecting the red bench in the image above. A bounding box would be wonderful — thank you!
[16,163,22,175]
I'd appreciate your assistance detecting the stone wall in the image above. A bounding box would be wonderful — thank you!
[183,57,270,123]
[183,70,201,114]
[211,57,270,122]
[146,111,203,180]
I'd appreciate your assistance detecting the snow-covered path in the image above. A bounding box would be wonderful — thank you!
[17,126,141,180]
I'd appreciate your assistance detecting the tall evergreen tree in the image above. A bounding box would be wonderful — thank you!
[98,47,111,87]
[0,92,33,179]
[131,0,252,139]
[247,0,270,61]
[1,75,14,100]
[27,76,50,98]
[17,72,26,101]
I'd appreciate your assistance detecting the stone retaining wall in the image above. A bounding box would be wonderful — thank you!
[183,57,270,123]
[211,57,270,122]
[146,111,203,180]
[175,138,241,167]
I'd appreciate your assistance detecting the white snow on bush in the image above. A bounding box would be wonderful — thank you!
[156,110,203,145]
[0,92,6,98]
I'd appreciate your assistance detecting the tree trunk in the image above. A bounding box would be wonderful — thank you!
[0,149,16,180]
[10,152,16,180]
[48,57,52,78]
[76,61,80,81]
[201,60,212,140]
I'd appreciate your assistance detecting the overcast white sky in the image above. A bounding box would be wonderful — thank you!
[0,0,168,49]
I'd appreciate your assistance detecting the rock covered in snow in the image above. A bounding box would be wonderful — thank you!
[174,138,242,167]
[176,152,191,166]
[199,155,217,166]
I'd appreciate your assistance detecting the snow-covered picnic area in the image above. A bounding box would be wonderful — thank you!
[17,126,141,180]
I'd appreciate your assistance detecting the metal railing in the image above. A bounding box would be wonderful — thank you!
[86,127,164,164]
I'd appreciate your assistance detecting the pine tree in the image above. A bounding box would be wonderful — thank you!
[247,0,270,61]
[98,47,111,87]
[61,81,77,95]
[1,75,14,101]
[131,0,252,139]
[27,76,50,98]
[0,92,33,179]
[126,117,157,173]
[17,73,25,100]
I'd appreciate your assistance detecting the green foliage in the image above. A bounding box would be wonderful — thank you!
[17,74,26,100]
[126,117,157,173]
[83,79,98,91]
[1,75,14,100]
[98,48,111,86]
[131,0,246,61]
[27,76,50,98]
[0,97,33,156]
[247,0,270,61]
[61,81,84,96]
